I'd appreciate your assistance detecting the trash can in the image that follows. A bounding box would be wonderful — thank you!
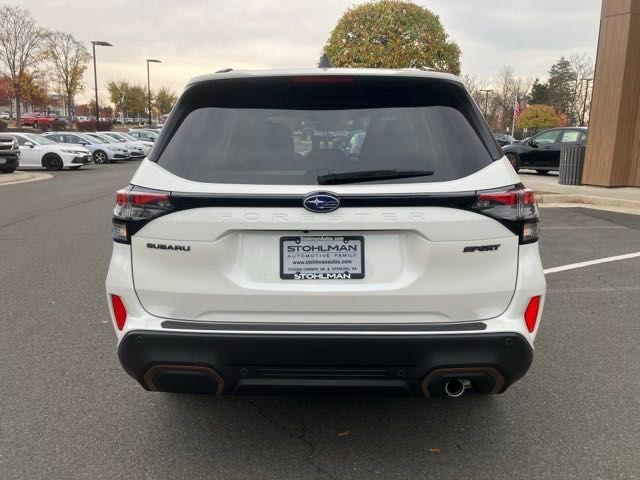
[559,144,586,185]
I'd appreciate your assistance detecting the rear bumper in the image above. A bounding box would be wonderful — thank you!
[118,329,533,396]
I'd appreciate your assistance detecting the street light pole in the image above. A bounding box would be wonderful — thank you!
[146,59,162,126]
[479,89,493,119]
[582,78,593,126]
[91,41,113,129]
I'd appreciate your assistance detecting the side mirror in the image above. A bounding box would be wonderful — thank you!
[79,141,89,145]
[528,139,538,148]
[24,141,35,148]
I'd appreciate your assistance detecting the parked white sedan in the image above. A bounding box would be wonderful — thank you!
[9,133,93,170]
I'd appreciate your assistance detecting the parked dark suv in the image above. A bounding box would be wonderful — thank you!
[0,135,20,173]
[503,127,587,174]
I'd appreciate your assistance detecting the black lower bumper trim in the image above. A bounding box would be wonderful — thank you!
[118,330,533,396]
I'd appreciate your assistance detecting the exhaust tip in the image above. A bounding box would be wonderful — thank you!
[420,367,505,398]
[143,364,224,395]
[444,379,466,398]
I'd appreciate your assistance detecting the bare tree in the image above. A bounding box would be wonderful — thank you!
[568,54,594,125]
[489,66,534,131]
[45,31,91,118]
[461,73,489,104]
[0,6,46,126]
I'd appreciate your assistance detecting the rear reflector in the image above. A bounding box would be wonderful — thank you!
[524,296,541,333]
[111,294,127,330]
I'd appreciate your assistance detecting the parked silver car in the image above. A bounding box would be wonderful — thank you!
[127,129,159,143]
[42,132,129,164]
[99,131,153,156]
[84,132,145,160]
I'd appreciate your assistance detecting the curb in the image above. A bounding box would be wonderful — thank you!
[536,192,640,211]
[0,172,53,186]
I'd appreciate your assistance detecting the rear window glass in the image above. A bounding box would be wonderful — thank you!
[153,76,497,185]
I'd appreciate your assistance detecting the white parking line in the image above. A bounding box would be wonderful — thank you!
[544,251,640,274]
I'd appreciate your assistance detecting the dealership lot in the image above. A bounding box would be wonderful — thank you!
[1,163,638,480]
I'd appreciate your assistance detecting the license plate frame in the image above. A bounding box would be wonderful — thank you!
[280,235,365,280]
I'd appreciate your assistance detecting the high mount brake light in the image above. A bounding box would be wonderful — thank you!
[290,75,354,84]
[472,187,539,244]
[112,186,174,243]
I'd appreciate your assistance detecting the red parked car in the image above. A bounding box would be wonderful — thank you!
[21,113,58,129]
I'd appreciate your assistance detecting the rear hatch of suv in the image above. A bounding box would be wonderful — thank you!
[117,72,531,325]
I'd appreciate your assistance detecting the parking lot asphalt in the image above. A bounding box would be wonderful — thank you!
[1,163,639,480]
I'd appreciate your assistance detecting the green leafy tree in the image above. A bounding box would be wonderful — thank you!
[323,0,460,74]
[45,32,91,117]
[546,57,576,119]
[126,85,147,117]
[528,78,549,105]
[108,80,130,117]
[516,104,561,129]
[153,87,177,115]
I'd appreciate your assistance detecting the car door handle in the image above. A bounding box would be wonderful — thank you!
[543,146,552,149]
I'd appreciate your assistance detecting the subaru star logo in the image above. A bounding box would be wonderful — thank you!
[303,192,340,213]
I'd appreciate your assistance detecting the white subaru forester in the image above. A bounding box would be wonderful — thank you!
[106,68,545,398]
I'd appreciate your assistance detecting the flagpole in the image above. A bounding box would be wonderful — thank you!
[511,96,518,137]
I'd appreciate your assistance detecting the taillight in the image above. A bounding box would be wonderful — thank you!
[110,294,127,330]
[112,186,174,243]
[471,186,539,244]
[524,296,541,333]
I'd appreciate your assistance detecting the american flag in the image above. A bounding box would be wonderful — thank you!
[514,100,521,119]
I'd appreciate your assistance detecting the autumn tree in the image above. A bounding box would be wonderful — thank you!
[0,77,13,115]
[45,31,91,117]
[86,99,112,118]
[323,0,460,74]
[153,87,177,115]
[0,6,46,126]
[20,73,49,112]
[516,104,561,129]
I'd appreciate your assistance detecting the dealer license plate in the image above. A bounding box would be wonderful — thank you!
[280,236,365,280]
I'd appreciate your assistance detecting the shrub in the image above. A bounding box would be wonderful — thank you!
[516,104,562,129]
[51,119,68,131]
[324,0,461,74]
[76,120,113,131]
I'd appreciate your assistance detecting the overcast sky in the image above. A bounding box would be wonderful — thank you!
[9,0,602,103]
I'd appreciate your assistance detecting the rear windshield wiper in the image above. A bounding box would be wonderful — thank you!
[317,169,434,185]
